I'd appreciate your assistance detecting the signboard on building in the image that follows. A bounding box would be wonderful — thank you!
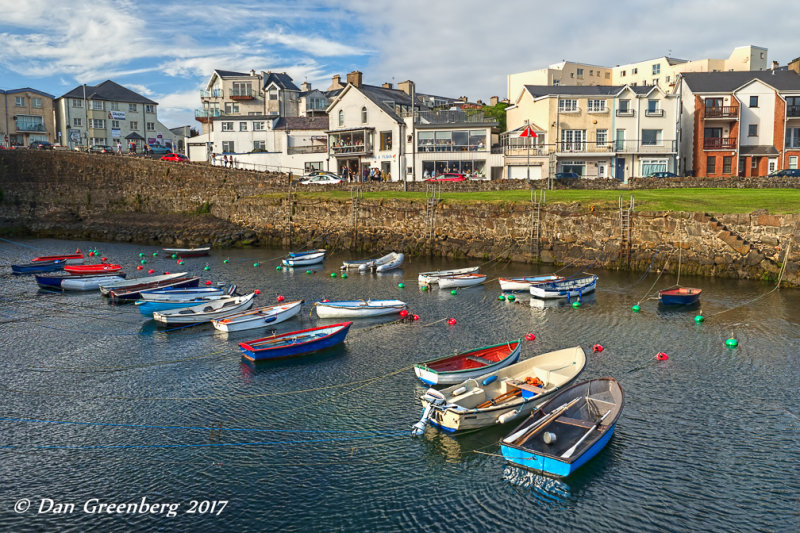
[108,111,126,120]
[69,129,81,142]
[147,138,156,145]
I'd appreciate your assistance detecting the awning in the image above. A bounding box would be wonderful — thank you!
[739,145,779,156]
[125,132,145,140]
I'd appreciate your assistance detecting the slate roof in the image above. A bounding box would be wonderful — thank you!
[0,87,55,99]
[359,84,415,122]
[273,116,329,130]
[215,69,250,78]
[681,71,800,92]
[60,80,157,104]
[523,85,655,98]
[263,72,299,91]
[125,132,145,140]
[739,145,780,156]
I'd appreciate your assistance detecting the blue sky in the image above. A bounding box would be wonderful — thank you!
[1,0,796,128]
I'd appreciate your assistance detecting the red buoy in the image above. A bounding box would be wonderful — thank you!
[399,310,409,318]
[147,269,155,274]
[412,314,420,321]
[321,299,329,303]
[448,318,457,326]
[205,280,212,285]
[592,344,604,353]
[164,271,170,275]
[525,333,536,341]
[101,257,107,262]
[656,352,669,361]
[136,265,143,270]
[254,289,261,295]
[88,251,95,257]
[276,295,285,302]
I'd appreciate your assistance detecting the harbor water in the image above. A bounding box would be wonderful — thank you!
[0,239,798,532]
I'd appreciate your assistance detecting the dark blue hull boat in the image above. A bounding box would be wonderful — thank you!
[239,322,352,361]
[35,272,127,290]
[658,287,702,305]
[12,260,65,275]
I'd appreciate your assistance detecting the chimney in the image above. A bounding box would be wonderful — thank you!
[489,96,499,106]
[476,99,484,106]
[458,96,468,103]
[789,57,800,75]
[301,81,311,91]
[346,70,363,88]
[249,69,255,76]
[382,82,393,89]
[771,60,780,71]
[327,74,343,91]
[398,80,413,95]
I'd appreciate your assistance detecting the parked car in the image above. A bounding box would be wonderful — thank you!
[649,171,678,178]
[425,172,467,182]
[767,169,800,177]
[299,174,342,185]
[160,153,189,162]
[89,144,114,154]
[148,145,171,155]
[29,140,53,150]
[555,172,580,179]
[306,170,331,177]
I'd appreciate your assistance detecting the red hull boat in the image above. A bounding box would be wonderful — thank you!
[64,263,122,274]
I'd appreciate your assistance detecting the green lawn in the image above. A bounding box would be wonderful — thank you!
[290,188,800,214]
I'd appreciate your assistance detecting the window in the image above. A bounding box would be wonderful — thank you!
[642,129,662,145]
[652,64,661,75]
[90,119,105,129]
[723,156,732,173]
[576,68,584,77]
[15,96,24,106]
[380,131,392,151]
[790,156,798,169]
[642,159,667,176]
[32,97,42,108]
[110,102,119,110]
[632,68,638,74]
[769,160,776,173]
[615,129,626,151]
[253,122,264,131]
[91,100,104,110]
[605,72,610,79]
[559,99,578,112]
[145,104,155,113]
[221,141,235,153]
[786,128,800,148]
[221,122,234,132]
[72,98,83,108]
[129,121,138,130]
[618,99,630,112]
[232,82,251,97]
[648,100,659,113]
[748,124,758,137]
[253,140,265,151]
[749,96,758,108]
[707,156,716,173]
[111,120,120,128]
[560,161,585,176]
[751,158,758,169]
[239,122,248,131]
[305,161,323,173]
[561,130,586,151]
[652,79,659,86]
[146,122,155,131]
[570,73,574,78]
[596,129,608,147]
[587,99,606,112]
[589,70,594,76]
[338,110,344,127]
[361,106,368,124]
[269,88,278,100]
[666,76,671,82]
[224,102,239,114]
[129,104,137,112]
[621,70,626,77]
[72,118,82,127]
[90,137,107,145]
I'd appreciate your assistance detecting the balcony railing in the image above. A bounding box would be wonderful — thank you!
[616,109,634,117]
[555,141,614,153]
[331,143,373,155]
[787,105,800,117]
[615,139,677,153]
[645,109,664,117]
[703,137,736,149]
[287,145,327,155]
[16,121,45,132]
[230,88,254,100]
[200,89,222,98]
[402,110,497,125]
[417,142,488,153]
[704,106,738,119]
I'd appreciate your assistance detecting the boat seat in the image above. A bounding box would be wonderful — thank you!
[503,378,544,395]
[555,417,594,428]
[466,355,493,365]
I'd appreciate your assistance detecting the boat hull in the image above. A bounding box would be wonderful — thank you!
[64,264,122,274]
[32,252,84,264]
[239,322,352,361]
[61,274,127,291]
[152,294,256,325]
[437,274,487,289]
[162,246,211,257]
[418,266,479,284]
[414,341,522,386]
[109,277,200,301]
[140,286,225,302]
[499,275,561,292]
[315,300,406,318]
[530,275,597,299]
[212,300,303,332]
[659,288,702,305]
[282,251,326,266]
[99,272,189,296]
[12,260,65,275]
[36,272,126,290]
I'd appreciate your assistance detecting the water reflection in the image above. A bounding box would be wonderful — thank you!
[503,465,573,506]
[530,292,597,309]
[238,342,349,374]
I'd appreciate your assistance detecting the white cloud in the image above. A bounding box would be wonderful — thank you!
[248,30,369,57]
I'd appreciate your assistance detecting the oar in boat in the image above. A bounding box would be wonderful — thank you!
[560,410,611,459]
[502,397,582,444]
[476,389,521,409]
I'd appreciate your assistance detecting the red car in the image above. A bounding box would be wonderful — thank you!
[161,153,188,162]
[425,172,467,182]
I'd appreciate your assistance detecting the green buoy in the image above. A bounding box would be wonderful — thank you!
[397,282,404,288]
[632,304,641,313]
[572,301,581,308]
[725,337,738,348]
[152,252,158,257]
[341,273,348,279]
[450,289,458,295]
[306,270,312,275]
[140,259,147,265]
[507,294,516,302]
[224,259,230,264]
[330,272,337,278]
[138,252,144,258]
[498,294,506,301]
[253,262,259,267]
[171,254,177,259]
[421,285,428,291]
[694,315,704,323]
[203,266,210,271]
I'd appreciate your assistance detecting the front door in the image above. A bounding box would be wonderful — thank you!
[598,162,607,179]
[615,158,625,181]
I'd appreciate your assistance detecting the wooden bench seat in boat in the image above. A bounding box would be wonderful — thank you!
[502,378,544,395]
[554,416,594,428]
[466,355,493,365]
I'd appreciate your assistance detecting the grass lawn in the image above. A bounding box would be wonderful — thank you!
[290,187,800,214]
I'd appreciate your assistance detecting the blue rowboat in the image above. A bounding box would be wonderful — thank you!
[498,275,561,292]
[239,322,352,361]
[136,296,229,317]
[500,377,624,478]
[139,284,232,302]
[659,287,702,305]
[282,250,326,267]
[35,272,127,290]
[529,273,597,300]
[12,260,66,275]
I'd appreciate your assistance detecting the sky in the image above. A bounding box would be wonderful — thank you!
[1,0,797,129]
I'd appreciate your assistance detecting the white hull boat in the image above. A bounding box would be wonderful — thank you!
[499,275,562,292]
[153,293,257,325]
[62,274,126,291]
[437,273,487,289]
[282,249,326,267]
[418,266,480,285]
[342,252,404,272]
[530,274,598,300]
[315,299,407,318]
[140,285,231,302]
[212,300,303,332]
[99,272,189,296]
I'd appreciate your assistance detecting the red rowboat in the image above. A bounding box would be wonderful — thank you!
[32,249,84,264]
[64,263,122,274]
[658,287,702,305]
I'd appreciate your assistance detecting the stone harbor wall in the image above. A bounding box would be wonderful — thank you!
[1,150,798,286]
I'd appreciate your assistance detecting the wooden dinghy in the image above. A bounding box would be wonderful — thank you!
[12,259,66,275]
[418,266,480,285]
[501,377,624,478]
[315,299,406,319]
[412,346,586,435]
[414,340,522,386]
[162,246,211,257]
[108,276,200,302]
[31,249,84,264]
[282,249,326,267]
[139,285,231,302]
[341,251,404,272]
[498,275,561,292]
[437,273,487,289]
[658,286,702,305]
[212,300,303,333]
[99,272,190,296]
[152,293,257,325]
[238,322,353,361]
[530,273,597,300]
[64,263,122,274]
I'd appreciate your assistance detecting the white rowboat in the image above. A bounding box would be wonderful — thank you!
[499,275,562,292]
[212,300,303,332]
[99,272,189,296]
[530,274,598,300]
[61,274,126,291]
[342,251,404,272]
[418,266,480,285]
[152,293,257,325]
[282,250,326,267]
[437,273,487,289]
[315,299,406,318]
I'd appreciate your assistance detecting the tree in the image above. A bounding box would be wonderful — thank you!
[480,102,510,133]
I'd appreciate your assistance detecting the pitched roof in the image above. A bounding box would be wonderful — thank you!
[60,80,157,104]
[215,69,250,78]
[263,72,299,91]
[360,84,415,122]
[273,116,329,130]
[523,85,653,98]
[681,70,800,92]
[0,87,55,99]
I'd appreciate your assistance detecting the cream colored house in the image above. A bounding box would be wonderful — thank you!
[507,61,612,101]
[1,88,56,147]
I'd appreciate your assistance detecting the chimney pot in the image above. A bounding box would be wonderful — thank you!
[346,70,363,88]
[382,82,393,89]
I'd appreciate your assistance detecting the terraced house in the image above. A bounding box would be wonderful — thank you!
[678,69,800,177]
[504,85,678,180]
